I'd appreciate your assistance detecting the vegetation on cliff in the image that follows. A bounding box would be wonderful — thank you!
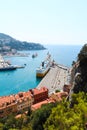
[44,92,87,130]
[73,44,87,93]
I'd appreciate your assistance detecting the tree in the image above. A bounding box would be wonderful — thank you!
[73,44,87,93]
[78,44,87,61]
[31,103,57,130]
[0,123,3,130]
[27,107,32,116]
[72,61,76,66]
[44,93,87,130]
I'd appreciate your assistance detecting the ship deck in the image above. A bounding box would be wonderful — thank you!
[37,64,70,95]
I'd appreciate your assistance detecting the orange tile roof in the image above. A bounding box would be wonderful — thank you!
[30,87,48,95]
[0,87,48,109]
[0,91,32,109]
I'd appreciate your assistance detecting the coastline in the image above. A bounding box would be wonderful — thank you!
[0,45,80,96]
[0,63,70,98]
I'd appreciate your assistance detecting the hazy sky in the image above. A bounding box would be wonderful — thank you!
[0,0,87,45]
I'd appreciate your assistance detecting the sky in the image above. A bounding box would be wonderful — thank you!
[0,0,87,45]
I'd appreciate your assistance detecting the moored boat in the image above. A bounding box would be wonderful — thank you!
[0,55,17,71]
[36,53,52,77]
[32,53,38,58]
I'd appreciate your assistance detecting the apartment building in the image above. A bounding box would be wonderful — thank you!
[0,87,48,118]
[29,87,48,104]
[0,91,33,118]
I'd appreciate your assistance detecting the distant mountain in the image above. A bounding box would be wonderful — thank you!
[0,33,46,51]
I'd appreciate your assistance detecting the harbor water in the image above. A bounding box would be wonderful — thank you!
[0,45,82,96]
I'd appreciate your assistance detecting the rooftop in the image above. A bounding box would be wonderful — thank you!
[29,87,48,95]
[0,87,48,109]
[0,91,32,109]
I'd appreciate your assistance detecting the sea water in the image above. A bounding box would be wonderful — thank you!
[0,45,82,96]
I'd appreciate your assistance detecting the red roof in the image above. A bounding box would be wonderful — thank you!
[30,87,48,95]
[0,91,32,109]
[0,87,48,109]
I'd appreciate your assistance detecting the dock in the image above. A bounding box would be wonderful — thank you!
[15,65,25,69]
[37,65,70,95]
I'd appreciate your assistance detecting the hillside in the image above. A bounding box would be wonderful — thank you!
[0,33,46,51]
[71,44,87,93]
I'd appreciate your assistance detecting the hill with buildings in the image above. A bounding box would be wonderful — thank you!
[0,33,46,53]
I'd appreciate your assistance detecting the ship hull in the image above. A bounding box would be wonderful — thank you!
[0,66,17,71]
[36,53,51,78]
[36,67,50,78]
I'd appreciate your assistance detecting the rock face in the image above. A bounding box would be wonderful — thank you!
[0,33,46,51]
[71,44,87,93]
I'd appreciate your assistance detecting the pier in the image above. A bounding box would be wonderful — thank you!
[37,65,70,95]
[15,65,25,69]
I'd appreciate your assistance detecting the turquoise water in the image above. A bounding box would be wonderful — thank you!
[0,45,82,96]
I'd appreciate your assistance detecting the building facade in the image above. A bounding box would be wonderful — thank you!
[0,87,48,118]
[29,87,48,104]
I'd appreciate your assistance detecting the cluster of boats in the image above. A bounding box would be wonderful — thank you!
[0,52,54,78]
[0,55,17,71]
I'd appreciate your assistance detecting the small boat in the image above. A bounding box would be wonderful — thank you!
[24,63,26,66]
[36,53,52,77]
[32,53,38,58]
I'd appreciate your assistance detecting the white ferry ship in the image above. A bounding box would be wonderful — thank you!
[36,53,52,77]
